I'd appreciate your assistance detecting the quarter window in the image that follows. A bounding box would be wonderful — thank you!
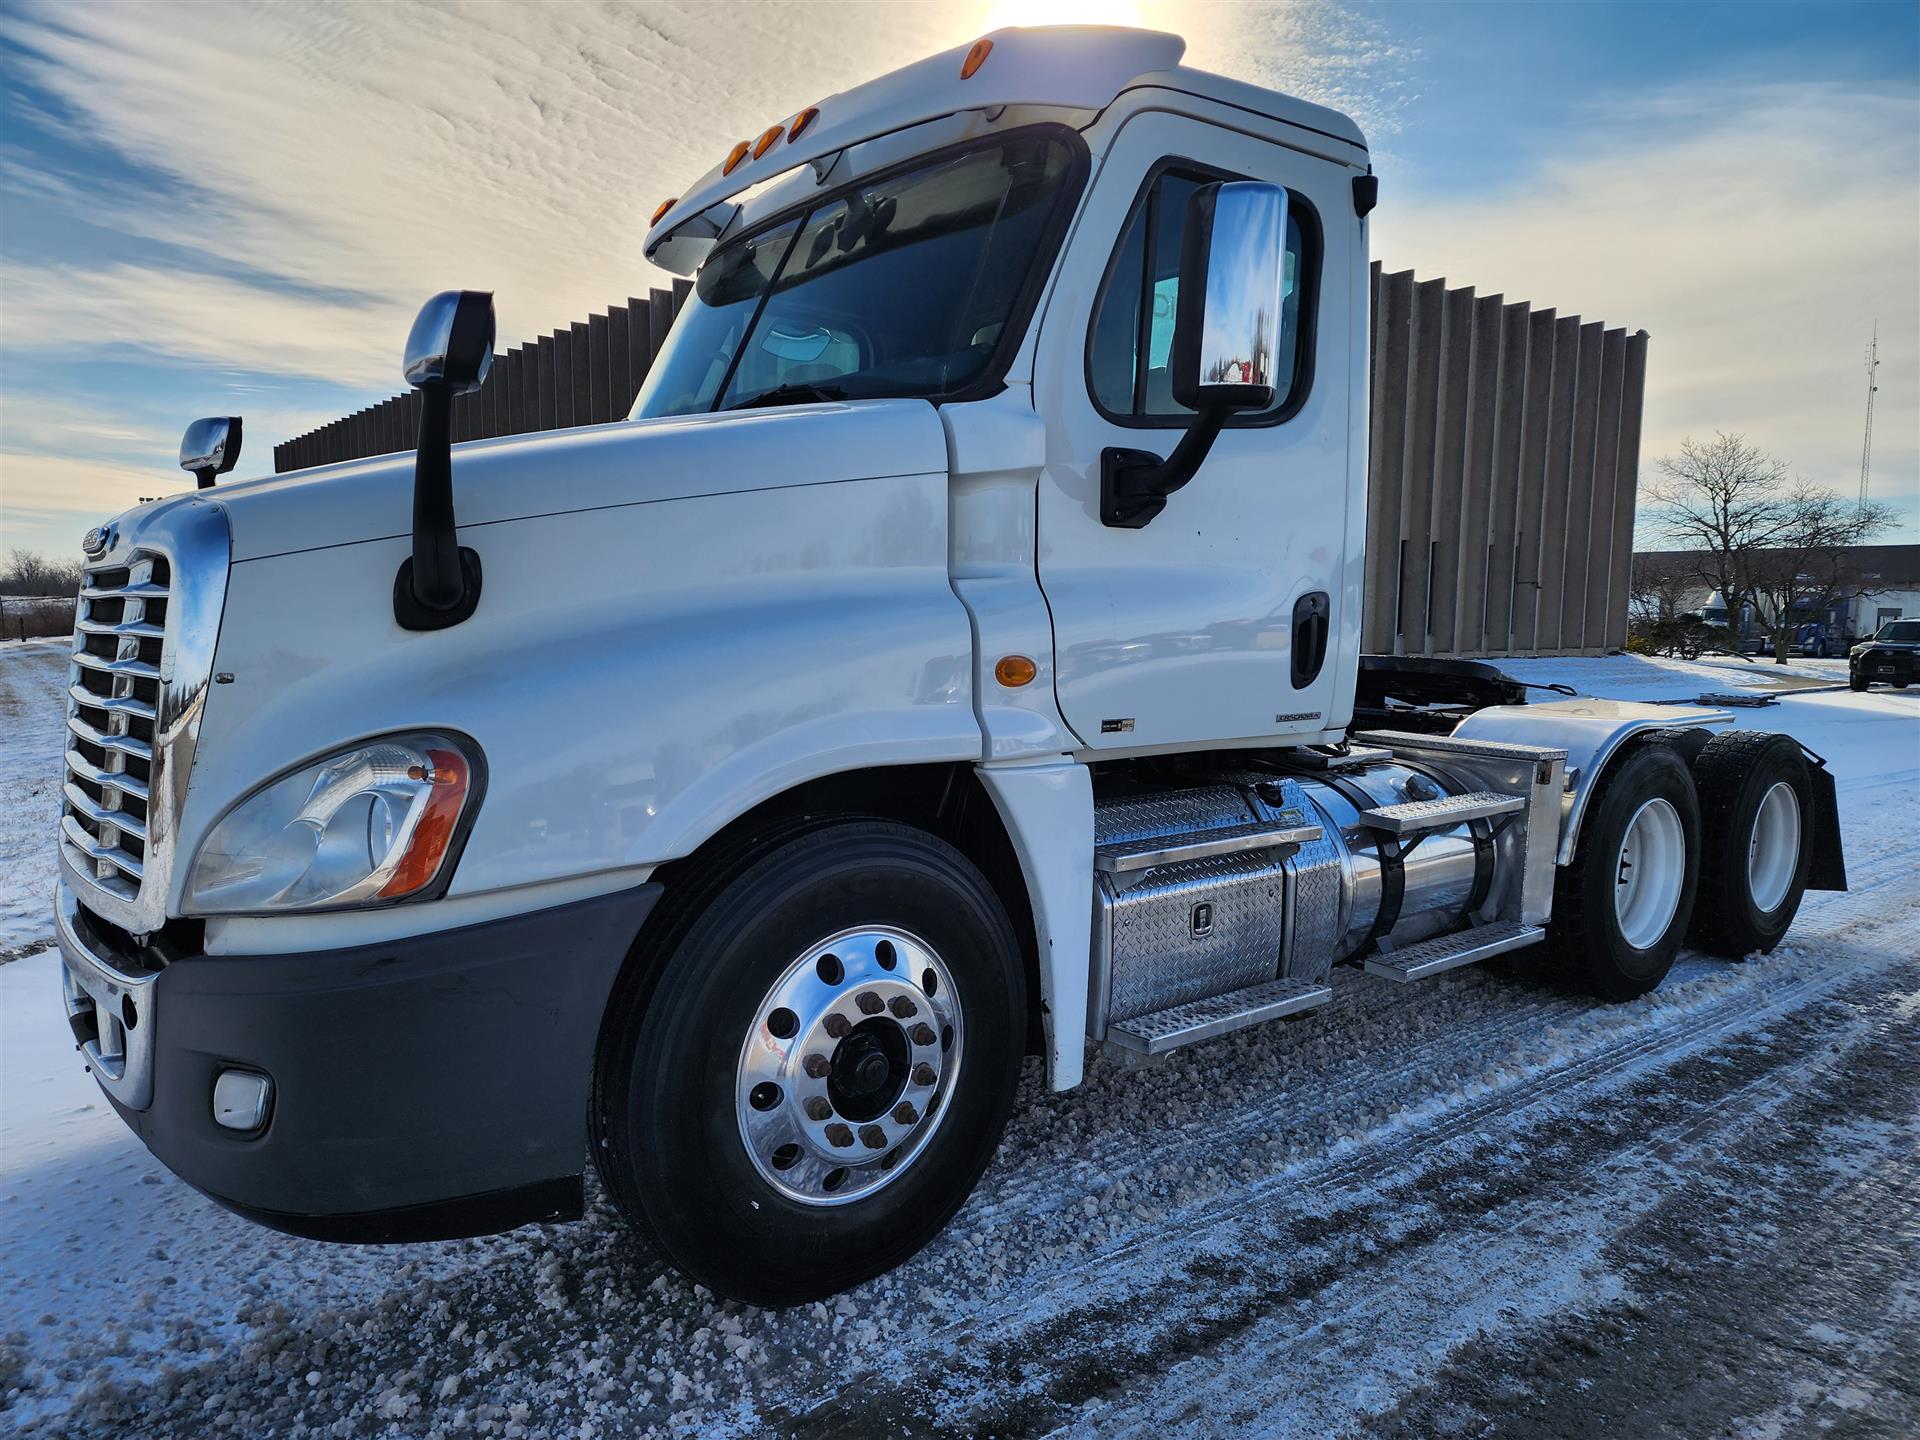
[1089,167,1312,421]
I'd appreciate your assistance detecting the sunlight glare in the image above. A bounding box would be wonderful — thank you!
[979,0,1147,34]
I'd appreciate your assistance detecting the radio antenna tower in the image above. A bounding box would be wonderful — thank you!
[1858,324,1879,506]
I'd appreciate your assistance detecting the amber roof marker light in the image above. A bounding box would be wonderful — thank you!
[752,123,785,159]
[722,140,752,175]
[650,196,678,226]
[787,106,819,142]
[961,38,993,79]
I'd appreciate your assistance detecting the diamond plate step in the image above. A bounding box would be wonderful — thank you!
[1356,790,1524,835]
[1363,919,1546,982]
[1107,976,1332,1055]
[1095,817,1324,874]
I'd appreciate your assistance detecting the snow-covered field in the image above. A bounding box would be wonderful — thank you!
[2,638,1915,1438]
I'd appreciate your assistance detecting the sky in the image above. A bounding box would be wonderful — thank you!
[2,0,1916,563]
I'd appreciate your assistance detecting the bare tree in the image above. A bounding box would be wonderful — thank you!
[1,549,86,598]
[1643,433,1793,631]
[1627,551,1697,627]
[1747,483,1896,661]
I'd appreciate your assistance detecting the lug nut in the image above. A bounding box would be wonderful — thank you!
[888,995,918,1019]
[892,1102,919,1125]
[855,991,885,1016]
[802,1053,831,1079]
[911,1023,936,1047]
[859,1124,887,1150]
[805,1097,833,1121]
[824,1122,854,1148]
[824,1013,852,1039]
[912,1063,936,1086]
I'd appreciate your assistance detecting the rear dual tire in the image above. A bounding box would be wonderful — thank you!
[1687,732,1812,958]
[1551,744,1702,1001]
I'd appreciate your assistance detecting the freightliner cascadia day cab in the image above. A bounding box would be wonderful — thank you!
[55,27,1845,1306]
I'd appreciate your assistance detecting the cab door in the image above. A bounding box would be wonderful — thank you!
[1031,109,1356,752]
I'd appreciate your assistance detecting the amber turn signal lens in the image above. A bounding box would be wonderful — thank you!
[753,124,784,159]
[650,196,677,226]
[377,747,471,900]
[994,654,1037,688]
[723,140,751,175]
[787,106,819,142]
[961,38,993,79]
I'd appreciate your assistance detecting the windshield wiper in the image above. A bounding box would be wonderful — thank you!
[725,382,848,412]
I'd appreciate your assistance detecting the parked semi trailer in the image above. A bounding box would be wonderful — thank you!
[54,27,1844,1306]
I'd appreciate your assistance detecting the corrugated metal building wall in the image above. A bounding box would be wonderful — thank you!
[275,266,1647,658]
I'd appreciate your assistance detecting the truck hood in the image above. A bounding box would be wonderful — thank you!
[162,400,949,564]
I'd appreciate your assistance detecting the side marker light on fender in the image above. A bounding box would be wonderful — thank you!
[995,655,1037,688]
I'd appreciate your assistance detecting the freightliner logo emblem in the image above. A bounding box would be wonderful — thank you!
[82,524,114,559]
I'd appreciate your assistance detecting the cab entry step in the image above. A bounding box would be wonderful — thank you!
[1357,790,1524,835]
[1107,975,1332,1055]
[1363,919,1546,982]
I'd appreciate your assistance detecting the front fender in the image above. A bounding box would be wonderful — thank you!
[181,468,979,920]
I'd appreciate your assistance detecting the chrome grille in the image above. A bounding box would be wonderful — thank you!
[57,501,230,935]
[62,554,170,899]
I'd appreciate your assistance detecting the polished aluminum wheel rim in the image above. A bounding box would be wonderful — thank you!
[1747,781,1802,914]
[1614,797,1686,950]
[735,926,962,1206]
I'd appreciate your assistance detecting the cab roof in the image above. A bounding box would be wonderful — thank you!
[643,25,1367,276]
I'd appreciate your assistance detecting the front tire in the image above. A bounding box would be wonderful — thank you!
[1849,670,1870,692]
[1689,732,1812,958]
[594,820,1025,1306]
[1550,744,1701,1001]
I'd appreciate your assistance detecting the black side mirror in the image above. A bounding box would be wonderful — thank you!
[394,290,494,630]
[179,416,242,490]
[1101,180,1290,528]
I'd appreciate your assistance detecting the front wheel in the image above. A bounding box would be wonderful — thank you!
[594,820,1026,1306]
[1550,744,1701,1001]
[1849,670,1870,692]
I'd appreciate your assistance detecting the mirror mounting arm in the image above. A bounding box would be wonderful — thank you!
[1099,405,1231,529]
[393,383,483,630]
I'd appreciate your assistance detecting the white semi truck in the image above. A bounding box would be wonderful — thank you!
[54,27,1843,1306]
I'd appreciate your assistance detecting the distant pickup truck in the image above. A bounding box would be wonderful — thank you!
[1850,618,1919,690]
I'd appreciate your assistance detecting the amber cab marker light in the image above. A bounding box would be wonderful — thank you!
[787,106,819,143]
[995,654,1037,688]
[961,38,993,79]
[650,196,677,226]
[722,140,752,175]
[752,123,785,159]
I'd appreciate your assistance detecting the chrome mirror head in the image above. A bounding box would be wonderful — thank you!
[402,290,496,393]
[179,416,242,485]
[1170,181,1289,413]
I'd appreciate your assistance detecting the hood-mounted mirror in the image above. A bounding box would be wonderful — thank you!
[179,416,243,490]
[394,289,494,631]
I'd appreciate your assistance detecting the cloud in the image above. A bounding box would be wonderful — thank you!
[1375,81,1920,528]
[0,262,399,388]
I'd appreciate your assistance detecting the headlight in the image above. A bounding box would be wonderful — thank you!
[185,732,481,914]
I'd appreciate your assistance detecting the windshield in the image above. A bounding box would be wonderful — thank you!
[1877,620,1920,643]
[633,132,1079,418]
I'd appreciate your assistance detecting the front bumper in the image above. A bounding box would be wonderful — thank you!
[1852,648,1916,683]
[56,878,660,1241]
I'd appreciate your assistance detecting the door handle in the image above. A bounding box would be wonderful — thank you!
[1291,591,1329,688]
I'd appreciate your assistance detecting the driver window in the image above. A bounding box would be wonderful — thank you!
[1089,167,1309,422]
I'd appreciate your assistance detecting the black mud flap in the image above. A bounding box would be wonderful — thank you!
[1801,745,1847,892]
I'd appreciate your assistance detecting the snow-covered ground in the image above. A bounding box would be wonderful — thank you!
[2,640,1915,1438]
